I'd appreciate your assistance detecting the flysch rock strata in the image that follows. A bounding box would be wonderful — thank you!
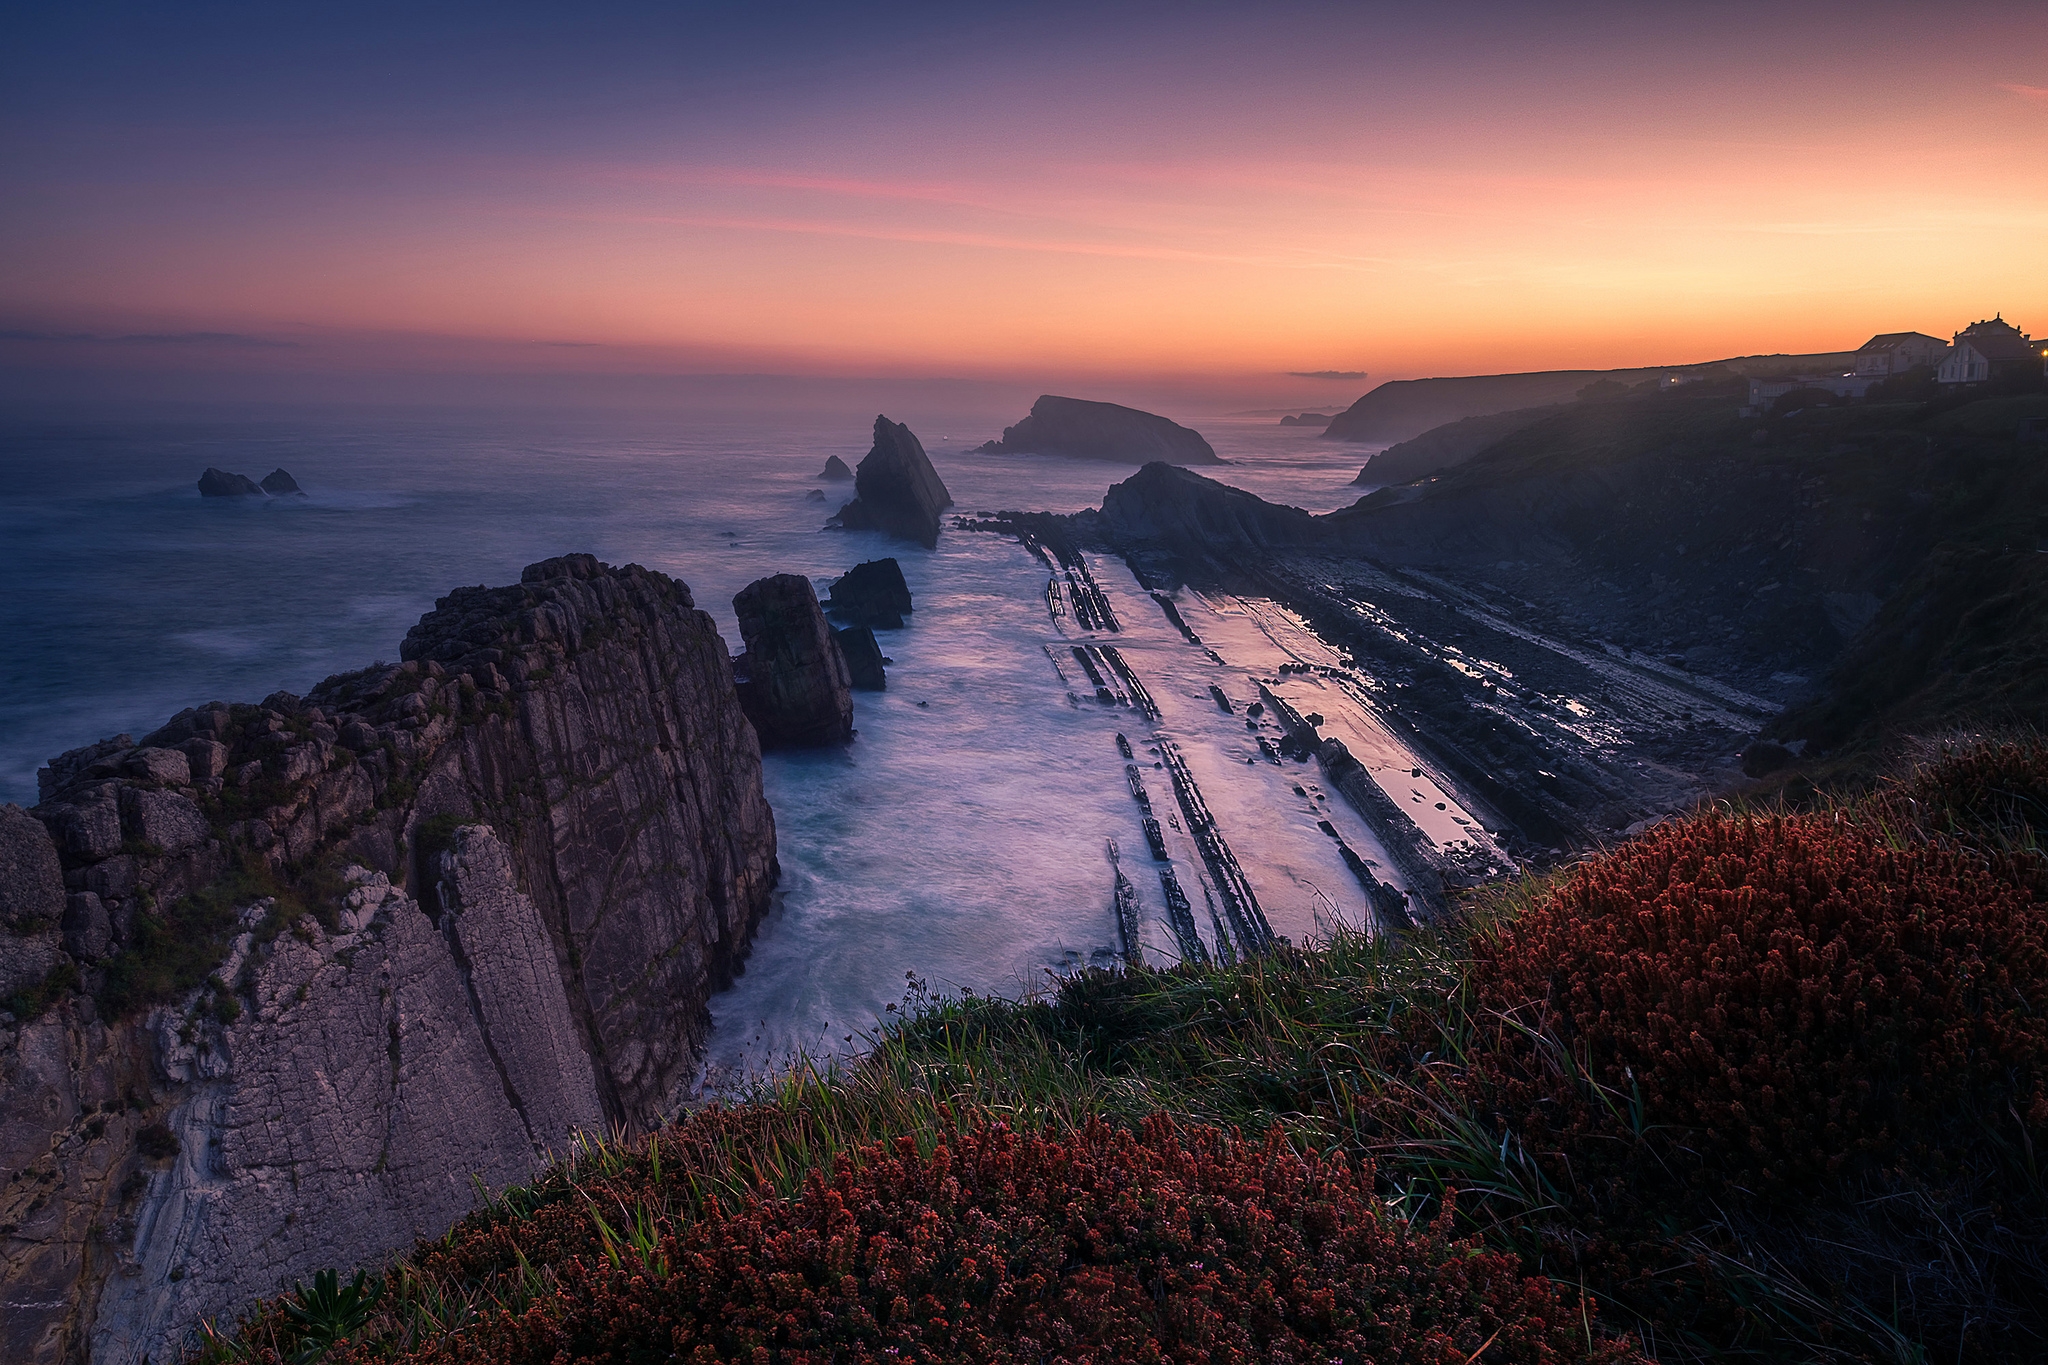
[0,553,776,1365]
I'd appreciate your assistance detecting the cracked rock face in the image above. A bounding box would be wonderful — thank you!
[1,554,776,1365]
[732,573,855,749]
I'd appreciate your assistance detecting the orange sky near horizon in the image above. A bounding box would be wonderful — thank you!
[4,3,2045,398]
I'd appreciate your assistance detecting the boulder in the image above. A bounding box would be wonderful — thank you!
[831,416,953,549]
[732,574,855,748]
[180,736,231,782]
[818,454,854,481]
[198,467,265,497]
[125,746,192,787]
[260,467,305,495]
[38,785,123,862]
[825,557,914,628]
[0,804,66,930]
[61,892,112,961]
[978,395,1221,465]
[835,626,888,691]
[118,786,210,855]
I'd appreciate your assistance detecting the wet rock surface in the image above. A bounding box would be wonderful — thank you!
[825,557,913,628]
[1,553,776,1365]
[733,573,855,748]
[830,416,952,548]
[979,395,1221,465]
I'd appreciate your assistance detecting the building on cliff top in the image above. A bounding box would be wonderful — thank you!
[1852,331,1947,377]
[1937,316,2038,386]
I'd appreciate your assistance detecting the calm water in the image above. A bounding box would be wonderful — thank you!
[0,401,1381,1080]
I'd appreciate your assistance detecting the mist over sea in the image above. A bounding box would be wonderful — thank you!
[0,402,1377,1081]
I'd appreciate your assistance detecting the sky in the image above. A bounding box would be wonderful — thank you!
[3,0,2045,409]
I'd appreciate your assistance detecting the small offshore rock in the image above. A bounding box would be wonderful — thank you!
[835,626,888,691]
[825,557,914,628]
[818,454,854,481]
[260,467,305,495]
[198,467,265,497]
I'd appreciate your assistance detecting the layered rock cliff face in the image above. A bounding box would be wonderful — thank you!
[978,395,1220,465]
[831,416,952,549]
[0,554,776,1365]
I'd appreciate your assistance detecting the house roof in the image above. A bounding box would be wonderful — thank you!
[1857,331,1944,352]
[1956,317,2036,361]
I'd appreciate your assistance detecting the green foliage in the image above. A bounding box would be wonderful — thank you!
[96,873,261,1020]
[280,1269,383,1364]
[4,959,80,1021]
[409,814,466,880]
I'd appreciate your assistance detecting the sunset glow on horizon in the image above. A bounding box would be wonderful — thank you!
[5,1,2045,404]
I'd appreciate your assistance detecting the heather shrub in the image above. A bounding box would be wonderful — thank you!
[303,1116,1630,1365]
[1474,811,2048,1186]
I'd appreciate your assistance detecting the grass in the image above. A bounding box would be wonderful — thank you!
[191,739,2047,1365]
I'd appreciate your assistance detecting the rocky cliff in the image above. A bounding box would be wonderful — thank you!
[0,554,776,1365]
[831,416,952,549]
[1351,404,1563,486]
[978,395,1220,465]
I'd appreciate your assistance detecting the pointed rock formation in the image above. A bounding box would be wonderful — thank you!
[817,454,854,480]
[825,557,913,629]
[831,416,952,549]
[259,468,305,495]
[978,395,1221,465]
[732,574,855,748]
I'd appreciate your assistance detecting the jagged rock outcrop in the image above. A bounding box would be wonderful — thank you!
[1101,462,1317,554]
[196,468,263,497]
[258,468,303,495]
[0,553,776,1365]
[732,574,855,748]
[835,626,888,691]
[978,395,1221,465]
[825,558,913,629]
[817,455,854,481]
[831,416,952,548]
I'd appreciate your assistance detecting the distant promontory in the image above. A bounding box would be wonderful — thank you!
[978,395,1221,465]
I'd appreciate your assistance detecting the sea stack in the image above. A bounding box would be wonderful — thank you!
[977,395,1221,465]
[260,467,305,495]
[825,557,914,629]
[818,454,854,480]
[197,467,265,496]
[830,416,952,549]
[835,625,888,691]
[732,574,855,748]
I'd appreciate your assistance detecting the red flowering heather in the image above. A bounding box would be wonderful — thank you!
[1475,812,2048,1184]
[336,1116,1632,1365]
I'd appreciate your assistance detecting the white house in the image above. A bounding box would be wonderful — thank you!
[1852,331,1947,377]
[1937,316,2036,385]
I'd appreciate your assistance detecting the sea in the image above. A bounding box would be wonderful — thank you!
[0,401,1393,1084]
